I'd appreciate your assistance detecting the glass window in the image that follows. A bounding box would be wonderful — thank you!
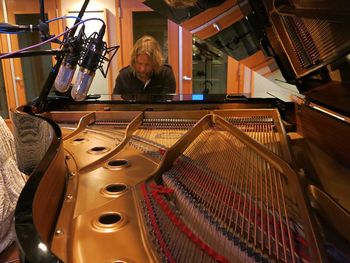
[133,11,168,61]
[206,18,260,61]
[192,37,227,94]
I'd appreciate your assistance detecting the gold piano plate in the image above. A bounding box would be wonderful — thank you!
[43,109,324,262]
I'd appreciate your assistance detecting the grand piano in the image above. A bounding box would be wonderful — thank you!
[11,0,350,262]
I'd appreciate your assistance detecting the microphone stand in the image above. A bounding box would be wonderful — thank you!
[0,49,68,58]
[39,0,45,23]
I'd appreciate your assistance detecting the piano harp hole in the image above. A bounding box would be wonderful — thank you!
[101,183,128,197]
[70,137,89,144]
[87,146,110,154]
[92,212,127,232]
[99,213,121,224]
[105,159,130,170]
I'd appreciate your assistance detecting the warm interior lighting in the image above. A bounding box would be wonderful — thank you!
[312,105,347,122]
[38,242,48,252]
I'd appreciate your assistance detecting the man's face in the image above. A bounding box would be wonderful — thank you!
[134,54,154,80]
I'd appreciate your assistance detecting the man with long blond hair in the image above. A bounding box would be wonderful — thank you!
[114,35,176,95]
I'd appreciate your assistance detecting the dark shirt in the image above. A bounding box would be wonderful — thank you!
[113,64,176,95]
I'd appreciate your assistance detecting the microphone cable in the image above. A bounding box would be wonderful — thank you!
[0,17,105,59]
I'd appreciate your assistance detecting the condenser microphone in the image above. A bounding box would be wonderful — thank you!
[71,24,106,101]
[54,25,85,93]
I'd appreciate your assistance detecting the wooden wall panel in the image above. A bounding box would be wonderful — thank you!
[227,56,254,95]
[181,28,193,94]
[181,0,237,31]
[168,20,179,93]
[0,4,16,115]
[194,7,243,40]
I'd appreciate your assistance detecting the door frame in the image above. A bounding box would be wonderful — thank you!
[5,0,60,105]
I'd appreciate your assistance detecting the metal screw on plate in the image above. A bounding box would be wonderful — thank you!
[55,229,63,235]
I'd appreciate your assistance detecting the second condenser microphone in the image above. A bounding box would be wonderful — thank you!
[71,24,106,101]
[54,25,85,93]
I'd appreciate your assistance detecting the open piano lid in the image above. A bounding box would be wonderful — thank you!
[258,0,350,117]
[143,0,350,116]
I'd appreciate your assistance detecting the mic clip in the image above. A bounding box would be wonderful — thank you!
[78,32,119,78]
[38,20,62,44]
